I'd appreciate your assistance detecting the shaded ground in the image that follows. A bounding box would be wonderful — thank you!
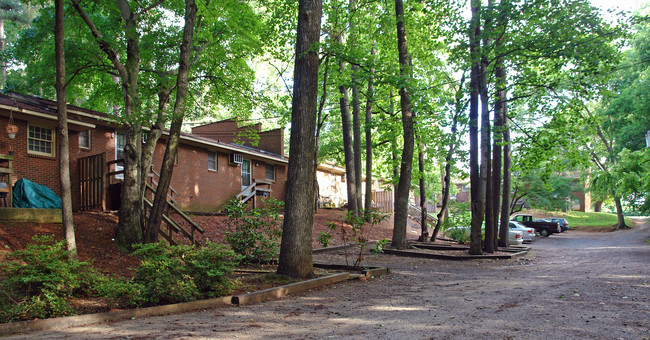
[4,217,648,339]
[0,209,394,278]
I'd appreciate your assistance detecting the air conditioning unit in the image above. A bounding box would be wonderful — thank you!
[229,153,243,165]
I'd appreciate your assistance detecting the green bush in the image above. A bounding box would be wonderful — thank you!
[132,242,240,305]
[317,231,333,248]
[446,227,470,244]
[224,197,284,264]
[0,235,93,322]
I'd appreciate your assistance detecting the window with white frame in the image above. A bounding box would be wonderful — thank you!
[28,125,55,156]
[265,164,275,181]
[115,132,126,179]
[79,130,91,149]
[208,151,217,171]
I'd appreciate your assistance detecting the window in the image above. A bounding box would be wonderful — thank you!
[28,125,55,156]
[265,164,275,181]
[115,132,126,179]
[208,151,217,171]
[79,130,91,149]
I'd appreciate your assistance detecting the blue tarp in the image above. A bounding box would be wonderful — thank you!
[12,178,62,209]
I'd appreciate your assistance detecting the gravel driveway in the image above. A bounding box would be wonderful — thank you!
[8,218,649,339]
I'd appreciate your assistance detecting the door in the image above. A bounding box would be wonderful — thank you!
[241,159,251,190]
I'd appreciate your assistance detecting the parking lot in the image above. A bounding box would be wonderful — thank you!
[7,218,649,339]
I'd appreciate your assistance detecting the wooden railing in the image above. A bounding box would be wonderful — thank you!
[235,179,272,208]
[148,165,179,204]
[106,159,124,182]
[408,202,438,227]
[144,182,204,247]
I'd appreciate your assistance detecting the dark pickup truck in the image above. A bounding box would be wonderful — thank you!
[510,214,561,237]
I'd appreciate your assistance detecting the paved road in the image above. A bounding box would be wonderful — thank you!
[8,219,650,339]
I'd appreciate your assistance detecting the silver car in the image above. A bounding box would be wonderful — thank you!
[509,221,535,243]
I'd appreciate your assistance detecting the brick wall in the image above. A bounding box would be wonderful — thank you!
[149,139,287,212]
[0,115,118,211]
[192,119,284,156]
[1,113,287,213]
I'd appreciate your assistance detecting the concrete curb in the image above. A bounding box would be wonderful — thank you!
[0,296,232,337]
[232,272,350,306]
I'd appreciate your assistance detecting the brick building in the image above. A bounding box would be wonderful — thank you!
[0,93,287,212]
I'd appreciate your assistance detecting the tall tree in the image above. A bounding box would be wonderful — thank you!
[71,0,146,250]
[364,45,375,221]
[391,0,414,250]
[417,145,428,241]
[468,0,483,255]
[336,34,359,217]
[144,0,197,243]
[54,0,77,259]
[277,0,322,279]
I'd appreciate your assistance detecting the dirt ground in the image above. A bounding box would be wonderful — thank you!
[4,216,648,339]
[0,209,396,278]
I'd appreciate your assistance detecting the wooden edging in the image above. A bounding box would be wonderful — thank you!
[382,248,528,260]
[0,267,391,337]
[232,272,350,306]
[0,296,232,337]
[312,243,358,254]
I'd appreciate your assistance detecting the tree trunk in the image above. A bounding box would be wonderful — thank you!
[389,92,399,205]
[55,0,77,260]
[348,0,363,214]
[493,58,506,248]
[352,71,363,213]
[418,147,428,242]
[145,0,197,243]
[431,106,461,242]
[468,0,483,255]
[314,55,330,213]
[277,0,321,279]
[391,0,414,250]
[499,114,511,247]
[364,45,375,222]
[140,88,171,204]
[480,4,493,253]
[73,0,145,250]
[336,36,358,217]
[613,194,629,229]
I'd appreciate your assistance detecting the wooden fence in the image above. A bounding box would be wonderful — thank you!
[78,152,106,211]
[372,190,394,213]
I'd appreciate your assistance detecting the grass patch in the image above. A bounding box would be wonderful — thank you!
[536,211,633,230]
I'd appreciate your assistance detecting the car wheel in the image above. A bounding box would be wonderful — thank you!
[540,229,550,237]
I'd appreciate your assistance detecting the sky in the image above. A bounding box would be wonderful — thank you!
[590,0,646,16]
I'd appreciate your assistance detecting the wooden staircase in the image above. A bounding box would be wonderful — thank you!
[144,168,204,247]
[408,202,438,227]
[235,179,272,208]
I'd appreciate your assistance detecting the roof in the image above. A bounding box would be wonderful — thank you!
[0,92,288,164]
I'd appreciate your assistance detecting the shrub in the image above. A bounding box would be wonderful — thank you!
[224,197,284,264]
[0,235,92,322]
[335,209,389,268]
[317,231,333,248]
[132,242,240,305]
[447,227,470,244]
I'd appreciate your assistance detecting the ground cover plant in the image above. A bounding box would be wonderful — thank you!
[0,235,138,322]
[0,236,241,322]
